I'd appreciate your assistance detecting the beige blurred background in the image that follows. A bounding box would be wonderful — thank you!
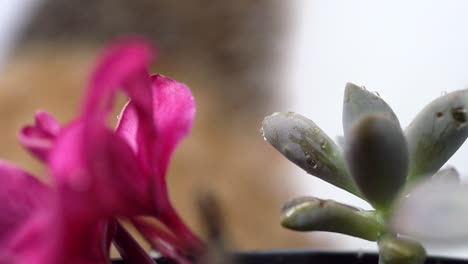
[0,0,328,252]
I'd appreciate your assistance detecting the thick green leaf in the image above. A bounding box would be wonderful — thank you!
[345,114,408,210]
[405,89,468,184]
[261,112,360,196]
[378,235,426,264]
[343,82,399,140]
[281,196,384,241]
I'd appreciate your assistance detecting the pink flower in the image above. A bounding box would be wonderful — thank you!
[0,38,203,263]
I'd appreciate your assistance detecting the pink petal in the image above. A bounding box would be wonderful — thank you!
[151,74,195,177]
[49,122,151,217]
[34,111,61,135]
[82,38,158,185]
[116,75,199,251]
[133,218,193,264]
[49,39,159,217]
[157,205,204,256]
[116,74,195,179]
[116,101,155,173]
[0,161,106,264]
[17,111,61,162]
[0,161,50,246]
[5,211,53,264]
[8,208,111,264]
[81,38,154,120]
[116,102,139,152]
[150,75,199,249]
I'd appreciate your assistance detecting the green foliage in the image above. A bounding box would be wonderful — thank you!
[405,90,468,184]
[261,112,360,196]
[378,236,426,264]
[281,196,384,241]
[343,83,400,137]
[261,83,468,264]
[346,114,408,210]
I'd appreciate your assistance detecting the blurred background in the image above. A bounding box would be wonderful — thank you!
[2,0,468,259]
[0,0,326,254]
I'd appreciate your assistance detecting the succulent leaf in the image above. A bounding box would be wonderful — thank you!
[343,83,399,140]
[391,180,468,242]
[281,196,384,241]
[405,89,468,184]
[261,112,360,196]
[378,235,426,264]
[345,114,408,210]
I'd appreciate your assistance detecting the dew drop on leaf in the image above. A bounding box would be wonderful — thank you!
[259,127,267,141]
[305,154,318,169]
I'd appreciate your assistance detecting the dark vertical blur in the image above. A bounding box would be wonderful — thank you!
[0,0,327,251]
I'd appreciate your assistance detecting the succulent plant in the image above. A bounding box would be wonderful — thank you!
[261,83,468,264]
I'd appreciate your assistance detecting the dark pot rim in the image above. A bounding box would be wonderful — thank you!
[111,249,467,263]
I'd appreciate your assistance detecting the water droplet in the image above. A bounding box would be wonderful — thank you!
[372,91,380,97]
[319,139,327,149]
[116,114,121,120]
[436,112,444,118]
[305,154,318,169]
[440,91,448,96]
[360,85,367,90]
[259,127,267,141]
